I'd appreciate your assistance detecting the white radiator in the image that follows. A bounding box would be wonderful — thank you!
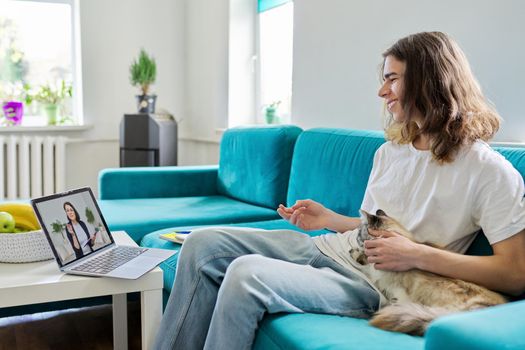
[0,135,67,200]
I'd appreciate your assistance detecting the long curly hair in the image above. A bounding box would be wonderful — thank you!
[381,32,501,163]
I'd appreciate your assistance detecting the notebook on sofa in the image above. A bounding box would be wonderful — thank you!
[31,187,175,279]
[159,231,191,244]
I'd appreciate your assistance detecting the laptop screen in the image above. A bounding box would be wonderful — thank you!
[32,187,115,267]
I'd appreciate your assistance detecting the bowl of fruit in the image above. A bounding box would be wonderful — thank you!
[0,203,54,263]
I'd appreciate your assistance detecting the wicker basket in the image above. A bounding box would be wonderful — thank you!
[0,230,54,263]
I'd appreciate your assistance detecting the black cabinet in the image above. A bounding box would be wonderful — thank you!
[119,114,177,167]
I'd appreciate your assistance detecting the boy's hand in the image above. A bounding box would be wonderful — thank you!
[277,199,331,231]
[365,229,422,271]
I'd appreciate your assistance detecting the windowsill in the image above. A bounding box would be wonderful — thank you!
[0,124,93,133]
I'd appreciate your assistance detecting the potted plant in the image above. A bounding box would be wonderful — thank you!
[32,80,73,125]
[85,207,106,246]
[129,49,157,114]
[264,101,281,124]
[51,220,67,240]
[0,82,31,126]
[85,207,103,232]
[50,219,75,260]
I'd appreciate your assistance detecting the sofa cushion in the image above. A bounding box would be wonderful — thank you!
[99,196,279,242]
[254,313,423,350]
[425,300,525,350]
[287,128,386,217]
[218,125,302,209]
[494,147,525,179]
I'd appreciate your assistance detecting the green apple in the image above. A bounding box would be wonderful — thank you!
[0,211,16,233]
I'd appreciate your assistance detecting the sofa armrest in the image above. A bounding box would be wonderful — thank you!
[98,165,219,199]
[425,300,525,350]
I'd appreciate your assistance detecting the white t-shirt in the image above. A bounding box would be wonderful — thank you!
[314,140,525,289]
[361,140,525,251]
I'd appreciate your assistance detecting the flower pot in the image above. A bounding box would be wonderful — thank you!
[136,94,157,114]
[265,107,277,124]
[42,104,59,125]
[2,101,24,125]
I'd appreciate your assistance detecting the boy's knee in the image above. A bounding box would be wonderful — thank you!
[182,228,230,251]
[183,228,215,246]
[223,255,268,287]
[178,228,221,263]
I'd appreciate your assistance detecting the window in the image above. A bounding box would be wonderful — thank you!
[0,0,81,127]
[257,0,293,124]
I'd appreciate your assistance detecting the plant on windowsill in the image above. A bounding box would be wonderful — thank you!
[31,80,73,126]
[0,82,31,126]
[129,49,157,114]
[264,100,281,124]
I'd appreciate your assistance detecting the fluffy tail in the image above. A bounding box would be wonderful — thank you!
[370,303,452,336]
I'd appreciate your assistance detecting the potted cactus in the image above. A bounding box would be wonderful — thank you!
[129,49,157,114]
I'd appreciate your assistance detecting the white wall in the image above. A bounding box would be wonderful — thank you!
[292,0,525,142]
[65,0,186,195]
[79,0,186,141]
[184,0,229,141]
[173,0,230,166]
[53,0,525,197]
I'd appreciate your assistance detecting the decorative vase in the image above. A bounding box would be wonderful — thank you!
[265,107,277,124]
[2,101,24,125]
[43,104,59,125]
[136,94,157,114]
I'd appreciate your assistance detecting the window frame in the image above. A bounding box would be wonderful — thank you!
[225,0,294,128]
[255,1,294,124]
[3,0,83,127]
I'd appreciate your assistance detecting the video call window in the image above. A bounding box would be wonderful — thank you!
[35,191,112,265]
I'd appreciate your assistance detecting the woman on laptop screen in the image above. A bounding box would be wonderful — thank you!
[63,202,97,259]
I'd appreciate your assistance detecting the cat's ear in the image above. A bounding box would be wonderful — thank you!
[360,209,371,216]
[360,209,375,224]
[376,209,388,217]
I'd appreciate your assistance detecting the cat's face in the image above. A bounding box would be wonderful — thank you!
[365,209,409,234]
[350,209,411,265]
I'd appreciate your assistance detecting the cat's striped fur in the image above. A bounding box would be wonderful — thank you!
[350,210,506,336]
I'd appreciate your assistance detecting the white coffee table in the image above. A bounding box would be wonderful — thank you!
[0,231,165,350]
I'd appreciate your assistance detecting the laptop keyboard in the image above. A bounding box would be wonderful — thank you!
[71,246,148,275]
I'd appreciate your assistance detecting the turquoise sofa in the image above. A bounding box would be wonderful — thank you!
[99,126,525,350]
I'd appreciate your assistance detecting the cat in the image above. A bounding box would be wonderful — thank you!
[349,209,507,336]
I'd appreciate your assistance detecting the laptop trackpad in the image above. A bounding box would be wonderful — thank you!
[108,255,165,279]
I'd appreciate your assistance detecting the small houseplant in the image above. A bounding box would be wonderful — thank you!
[32,80,73,125]
[85,207,103,233]
[264,101,281,124]
[129,49,157,114]
[51,220,67,240]
[50,219,75,260]
[0,82,31,126]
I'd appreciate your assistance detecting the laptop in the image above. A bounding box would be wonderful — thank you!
[31,187,176,279]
